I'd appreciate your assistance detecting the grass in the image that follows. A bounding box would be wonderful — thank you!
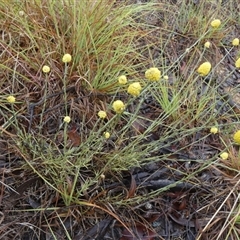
[1,0,240,239]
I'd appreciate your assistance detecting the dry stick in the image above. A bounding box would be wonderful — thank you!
[0,126,16,137]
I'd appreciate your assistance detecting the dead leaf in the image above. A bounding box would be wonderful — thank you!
[126,173,136,199]
[67,126,81,147]
[121,224,157,240]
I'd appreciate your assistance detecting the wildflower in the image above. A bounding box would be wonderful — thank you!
[112,100,125,114]
[104,132,110,139]
[220,152,228,160]
[98,110,107,119]
[211,19,221,28]
[7,95,16,103]
[197,62,211,76]
[204,41,211,48]
[232,38,239,46]
[235,58,240,68]
[63,116,71,123]
[163,75,169,80]
[42,65,50,73]
[210,127,218,134]
[19,10,25,16]
[118,75,127,85]
[62,53,72,63]
[233,130,240,144]
[127,82,142,97]
[145,67,161,81]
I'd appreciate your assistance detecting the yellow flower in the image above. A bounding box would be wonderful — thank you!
[232,38,239,46]
[104,132,110,139]
[204,41,211,48]
[210,127,218,134]
[163,75,169,80]
[118,75,127,85]
[64,116,71,123]
[19,10,25,16]
[235,58,240,68]
[197,62,211,76]
[220,152,228,160]
[211,19,221,28]
[42,65,50,73]
[112,100,125,114]
[62,53,72,63]
[127,82,142,97]
[98,110,107,119]
[145,67,161,81]
[233,130,240,144]
[7,95,16,103]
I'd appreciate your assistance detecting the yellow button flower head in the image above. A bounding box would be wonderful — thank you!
[62,53,72,63]
[145,67,161,81]
[118,75,127,85]
[19,10,25,16]
[42,65,50,73]
[64,116,71,123]
[233,130,240,144]
[98,110,107,119]
[127,82,142,97]
[211,19,221,28]
[7,95,16,103]
[112,100,125,114]
[210,127,218,134]
[197,62,211,76]
[163,75,169,80]
[204,41,211,48]
[104,132,110,139]
[235,58,240,68]
[232,38,239,46]
[220,152,228,160]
